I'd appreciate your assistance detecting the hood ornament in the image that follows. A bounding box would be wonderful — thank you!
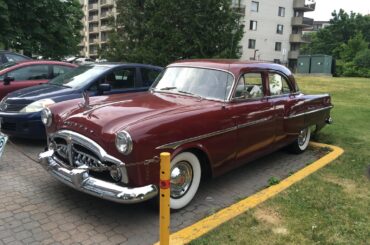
[79,90,92,109]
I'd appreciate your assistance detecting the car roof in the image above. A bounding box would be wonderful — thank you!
[0,60,77,74]
[169,59,292,77]
[88,62,163,69]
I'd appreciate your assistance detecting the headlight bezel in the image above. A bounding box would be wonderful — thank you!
[115,130,133,155]
[20,99,55,113]
[41,107,52,127]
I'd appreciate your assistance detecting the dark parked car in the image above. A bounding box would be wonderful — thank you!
[0,60,77,100]
[0,50,31,65]
[0,63,163,139]
[39,60,333,209]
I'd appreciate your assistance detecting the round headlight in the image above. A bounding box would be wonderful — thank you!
[41,108,52,127]
[115,131,133,155]
[20,99,55,113]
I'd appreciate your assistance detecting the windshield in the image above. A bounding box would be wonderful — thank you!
[0,62,17,71]
[152,67,234,101]
[48,65,110,88]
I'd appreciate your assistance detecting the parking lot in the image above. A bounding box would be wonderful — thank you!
[0,139,322,245]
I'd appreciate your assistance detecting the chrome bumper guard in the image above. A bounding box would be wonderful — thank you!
[39,150,158,204]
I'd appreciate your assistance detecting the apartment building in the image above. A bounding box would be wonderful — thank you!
[79,0,314,70]
[79,0,116,59]
[235,0,315,70]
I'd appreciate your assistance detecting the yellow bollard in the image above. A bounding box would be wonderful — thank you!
[159,152,171,245]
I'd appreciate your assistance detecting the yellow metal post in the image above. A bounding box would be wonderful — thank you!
[159,152,171,245]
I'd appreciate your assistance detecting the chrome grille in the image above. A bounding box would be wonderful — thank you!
[48,130,128,183]
[0,103,27,112]
[52,136,110,169]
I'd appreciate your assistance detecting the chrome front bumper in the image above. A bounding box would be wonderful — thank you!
[39,150,158,204]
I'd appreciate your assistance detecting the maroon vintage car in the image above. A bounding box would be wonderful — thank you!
[39,60,333,209]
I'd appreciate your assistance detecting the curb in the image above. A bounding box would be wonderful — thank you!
[154,142,344,245]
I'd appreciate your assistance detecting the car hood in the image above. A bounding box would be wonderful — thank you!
[60,92,206,136]
[7,84,78,103]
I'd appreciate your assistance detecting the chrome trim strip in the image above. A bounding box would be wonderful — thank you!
[156,126,237,150]
[237,116,273,129]
[82,100,132,115]
[284,106,333,119]
[39,151,158,204]
[156,116,273,150]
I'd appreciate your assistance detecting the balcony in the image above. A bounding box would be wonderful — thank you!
[292,17,314,27]
[100,0,114,7]
[89,26,99,33]
[88,15,99,22]
[293,0,316,12]
[288,51,300,59]
[290,34,311,43]
[100,25,111,31]
[88,3,98,10]
[89,38,99,44]
[100,11,112,19]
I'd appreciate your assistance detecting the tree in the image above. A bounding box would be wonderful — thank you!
[0,0,83,59]
[300,9,370,77]
[103,0,244,66]
[301,9,370,58]
[339,32,368,62]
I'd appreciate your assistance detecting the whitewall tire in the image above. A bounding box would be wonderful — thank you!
[289,127,311,154]
[170,152,201,210]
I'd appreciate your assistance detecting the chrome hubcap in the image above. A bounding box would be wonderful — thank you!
[170,161,193,199]
[298,128,308,146]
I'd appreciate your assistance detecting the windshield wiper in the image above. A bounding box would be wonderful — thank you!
[178,90,203,100]
[160,86,177,91]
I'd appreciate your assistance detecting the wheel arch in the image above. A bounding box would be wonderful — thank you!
[172,144,213,180]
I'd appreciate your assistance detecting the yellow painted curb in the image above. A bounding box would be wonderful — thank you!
[154,142,344,245]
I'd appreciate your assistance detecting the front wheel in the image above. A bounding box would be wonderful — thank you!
[288,127,311,154]
[170,152,201,210]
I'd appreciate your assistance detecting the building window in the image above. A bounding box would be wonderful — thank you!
[278,7,285,17]
[251,1,259,12]
[277,24,284,34]
[249,20,257,30]
[248,39,256,49]
[275,42,282,51]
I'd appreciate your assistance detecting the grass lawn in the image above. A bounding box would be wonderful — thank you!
[191,76,370,245]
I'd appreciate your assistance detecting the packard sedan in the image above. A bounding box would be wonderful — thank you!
[39,60,333,210]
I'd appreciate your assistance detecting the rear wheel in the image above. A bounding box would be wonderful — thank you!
[170,152,201,210]
[288,127,311,154]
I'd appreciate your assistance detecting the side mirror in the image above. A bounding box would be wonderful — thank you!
[97,83,111,93]
[3,76,14,85]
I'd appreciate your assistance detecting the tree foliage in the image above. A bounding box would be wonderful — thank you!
[0,0,83,59]
[301,9,370,77]
[103,0,244,66]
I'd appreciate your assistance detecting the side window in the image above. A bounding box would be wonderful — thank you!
[104,68,136,89]
[7,65,49,81]
[87,81,98,92]
[233,73,264,99]
[52,65,73,78]
[4,53,28,62]
[269,73,291,96]
[141,68,161,87]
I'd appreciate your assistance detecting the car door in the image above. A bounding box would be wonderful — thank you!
[228,71,275,165]
[0,64,50,99]
[266,71,304,144]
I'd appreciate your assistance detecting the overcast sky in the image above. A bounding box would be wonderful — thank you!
[305,0,370,21]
